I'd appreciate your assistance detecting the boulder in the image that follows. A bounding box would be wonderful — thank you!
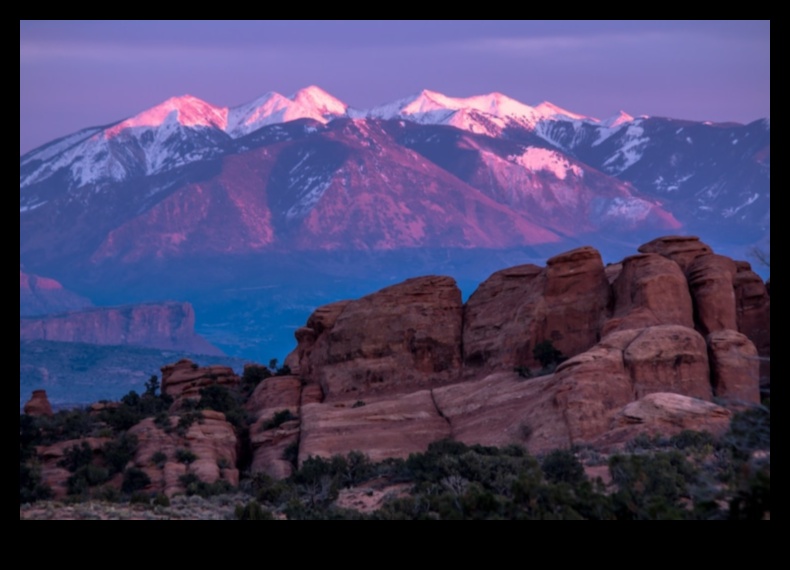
[595,392,732,449]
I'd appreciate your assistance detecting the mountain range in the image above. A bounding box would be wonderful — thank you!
[20,86,770,365]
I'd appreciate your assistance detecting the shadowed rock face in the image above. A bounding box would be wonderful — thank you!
[299,276,463,401]
[687,254,738,336]
[462,246,609,376]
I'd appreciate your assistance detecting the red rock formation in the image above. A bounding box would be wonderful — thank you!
[462,247,608,376]
[274,239,768,469]
[298,391,451,464]
[296,276,463,401]
[23,389,53,416]
[733,261,770,379]
[687,254,738,336]
[637,235,713,273]
[160,358,239,401]
[604,253,694,335]
[128,411,238,497]
[707,330,760,405]
[246,375,303,479]
[462,264,544,373]
[20,302,222,355]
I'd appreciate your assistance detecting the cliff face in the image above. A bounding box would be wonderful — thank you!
[19,302,222,356]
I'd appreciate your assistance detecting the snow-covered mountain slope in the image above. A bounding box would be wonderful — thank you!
[20,86,768,269]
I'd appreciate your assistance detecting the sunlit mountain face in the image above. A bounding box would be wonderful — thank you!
[20,87,769,362]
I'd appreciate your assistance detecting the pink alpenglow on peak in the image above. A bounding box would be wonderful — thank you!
[105,95,229,138]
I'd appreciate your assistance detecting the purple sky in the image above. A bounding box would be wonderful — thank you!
[20,20,770,155]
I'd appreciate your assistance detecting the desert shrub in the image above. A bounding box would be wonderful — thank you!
[175,448,198,464]
[67,464,110,495]
[261,409,297,431]
[282,441,299,467]
[175,411,203,436]
[102,433,138,475]
[352,400,366,408]
[514,365,532,379]
[533,340,566,369]
[541,449,586,485]
[153,492,170,507]
[723,406,770,460]
[59,441,95,472]
[19,462,53,504]
[121,467,151,494]
[151,451,167,468]
[608,451,698,519]
[235,500,275,520]
[668,430,716,452]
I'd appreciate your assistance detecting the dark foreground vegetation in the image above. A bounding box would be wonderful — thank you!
[20,378,770,519]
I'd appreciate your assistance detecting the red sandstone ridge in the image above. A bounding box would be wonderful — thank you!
[20,302,223,356]
[272,236,767,467]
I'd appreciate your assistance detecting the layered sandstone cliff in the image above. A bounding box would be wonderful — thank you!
[20,302,223,356]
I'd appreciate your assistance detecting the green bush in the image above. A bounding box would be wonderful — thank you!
[121,467,151,494]
[533,340,566,368]
[175,448,198,464]
[541,449,586,485]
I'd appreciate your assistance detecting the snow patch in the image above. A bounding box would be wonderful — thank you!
[509,147,582,179]
[602,123,648,174]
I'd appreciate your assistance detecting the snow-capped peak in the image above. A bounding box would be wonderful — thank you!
[533,101,591,122]
[105,95,228,137]
[602,110,635,128]
[291,85,348,117]
[226,88,348,138]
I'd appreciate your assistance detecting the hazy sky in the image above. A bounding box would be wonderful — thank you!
[20,20,770,155]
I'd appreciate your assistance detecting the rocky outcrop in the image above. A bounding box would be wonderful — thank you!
[733,261,770,375]
[128,411,238,497]
[160,358,239,401]
[20,270,92,316]
[707,330,760,404]
[247,375,303,479]
[687,254,738,336]
[299,391,451,463]
[275,237,767,470]
[638,235,713,273]
[462,247,609,375]
[604,253,693,335]
[23,389,53,416]
[20,302,223,356]
[293,276,463,401]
